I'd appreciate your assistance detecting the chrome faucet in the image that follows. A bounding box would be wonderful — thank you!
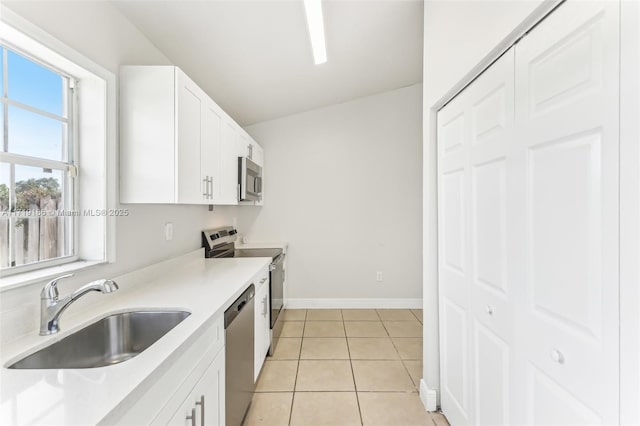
[40,274,119,335]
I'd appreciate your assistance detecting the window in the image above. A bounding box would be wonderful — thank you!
[0,45,78,273]
[0,10,116,287]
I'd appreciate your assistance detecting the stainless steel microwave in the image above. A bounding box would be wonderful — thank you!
[238,157,262,201]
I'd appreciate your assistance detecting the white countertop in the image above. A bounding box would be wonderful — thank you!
[0,250,271,426]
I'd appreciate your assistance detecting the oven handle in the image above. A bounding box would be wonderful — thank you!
[274,253,285,264]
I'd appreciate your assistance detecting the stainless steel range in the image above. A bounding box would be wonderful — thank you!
[202,226,285,355]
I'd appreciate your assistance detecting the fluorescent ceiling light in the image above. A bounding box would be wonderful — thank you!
[303,0,327,65]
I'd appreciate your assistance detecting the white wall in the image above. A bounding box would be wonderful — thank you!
[421,0,546,402]
[0,1,240,345]
[242,85,423,306]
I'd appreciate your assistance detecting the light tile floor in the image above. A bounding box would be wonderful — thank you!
[244,309,449,426]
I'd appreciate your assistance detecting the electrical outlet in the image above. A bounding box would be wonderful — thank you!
[165,223,173,241]
[376,272,383,282]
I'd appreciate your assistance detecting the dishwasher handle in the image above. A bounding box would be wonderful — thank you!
[224,284,255,328]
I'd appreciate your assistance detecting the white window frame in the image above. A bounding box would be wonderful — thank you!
[0,6,116,290]
[1,43,80,274]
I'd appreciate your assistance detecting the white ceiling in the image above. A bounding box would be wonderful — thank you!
[112,0,423,126]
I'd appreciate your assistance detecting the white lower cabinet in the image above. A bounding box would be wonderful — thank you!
[108,314,225,426]
[253,267,270,381]
[168,349,225,426]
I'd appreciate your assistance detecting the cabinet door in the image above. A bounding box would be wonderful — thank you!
[176,70,204,204]
[220,121,240,205]
[120,66,177,204]
[168,349,226,426]
[238,133,251,159]
[202,100,222,203]
[251,141,264,167]
[262,281,270,357]
[254,282,270,381]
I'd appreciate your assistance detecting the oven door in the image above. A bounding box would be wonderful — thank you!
[238,157,262,201]
[269,254,285,328]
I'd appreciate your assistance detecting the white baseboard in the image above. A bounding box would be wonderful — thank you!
[419,379,438,412]
[285,298,422,309]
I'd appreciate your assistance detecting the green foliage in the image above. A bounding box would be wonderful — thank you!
[0,178,61,211]
[16,177,60,194]
[15,177,61,210]
[0,183,8,210]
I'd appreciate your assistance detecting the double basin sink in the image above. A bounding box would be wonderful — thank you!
[8,310,190,369]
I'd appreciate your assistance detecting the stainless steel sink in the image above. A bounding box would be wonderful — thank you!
[8,310,190,369]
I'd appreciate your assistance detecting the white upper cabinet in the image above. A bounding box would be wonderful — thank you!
[251,141,264,168]
[120,66,264,205]
[219,121,242,205]
[175,70,207,204]
[239,134,264,167]
[201,98,223,203]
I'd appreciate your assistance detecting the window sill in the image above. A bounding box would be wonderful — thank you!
[0,260,107,292]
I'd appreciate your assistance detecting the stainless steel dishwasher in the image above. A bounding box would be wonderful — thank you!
[224,284,255,426]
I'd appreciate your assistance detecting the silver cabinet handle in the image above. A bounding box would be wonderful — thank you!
[485,305,494,316]
[186,408,196,426]
[202,177,208,198]
[195,395,205,426]
[209,177,213,199]
[260,277,267,284]
[262,295,268,317]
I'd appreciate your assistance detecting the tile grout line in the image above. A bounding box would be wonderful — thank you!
[378,310,392,338]
[377,311,422,393]
[280,310,427,426]
[341,310,364,426]
[410,308,422,323]
[288,309,307,426]
[386,319,422,392]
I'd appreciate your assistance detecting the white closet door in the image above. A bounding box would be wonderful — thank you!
[513,1,619,425]
[438,87,472,426]
[437,48,515,426]
[466,49,515,426]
